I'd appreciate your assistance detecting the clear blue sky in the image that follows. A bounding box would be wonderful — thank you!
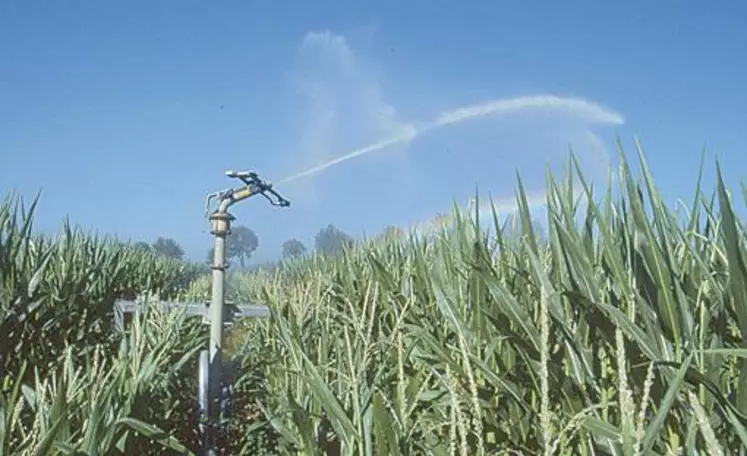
[1,1,745,263]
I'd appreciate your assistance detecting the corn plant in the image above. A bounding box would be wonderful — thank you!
[1,193,209,454]
[4,139,746,455]
[0,194,206,382]
[0,303,207,455]
[227,142,747,455]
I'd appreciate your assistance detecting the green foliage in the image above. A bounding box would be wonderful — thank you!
[227,225,259,269]
[281,239,306,260]
[0,195,206,454]
[314,224,353,256]
[132,241,152,252]
[206,225,259,269]
[226,145,747,455]
[151,237,185,260]
[0,307,205,455]
[4,141,746,455]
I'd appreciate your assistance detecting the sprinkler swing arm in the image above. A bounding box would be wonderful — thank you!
[205,170,290,217]
[200,170,290,455]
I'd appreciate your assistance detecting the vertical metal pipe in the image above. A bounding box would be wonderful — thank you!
[200,171,288,454]
[209,230,227,366]
[206,210,232,454]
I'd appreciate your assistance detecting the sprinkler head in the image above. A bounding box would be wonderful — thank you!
[226,170,258,179]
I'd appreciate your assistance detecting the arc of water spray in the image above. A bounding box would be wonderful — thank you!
[276,127,418,184]
[276,94,624,185]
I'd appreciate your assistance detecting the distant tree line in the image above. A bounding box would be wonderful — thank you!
[133,222,361,269]
[140,204,543,268]
[133,237,185,260]
[135,214,545,269]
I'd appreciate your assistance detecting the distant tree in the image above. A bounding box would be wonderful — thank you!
[314,224,354,255]
[132,241,151,252]
[226,225,259,269]
[282,239,307,259]
[151,237,184,260]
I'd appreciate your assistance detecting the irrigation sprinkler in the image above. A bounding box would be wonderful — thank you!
[114,170,289,456]
[201,170,289,454]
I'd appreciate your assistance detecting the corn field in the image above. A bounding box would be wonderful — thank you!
[3,144,747,455]
[0,195,209,454]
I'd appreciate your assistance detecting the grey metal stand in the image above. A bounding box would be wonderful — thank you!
[114,169,290,455]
